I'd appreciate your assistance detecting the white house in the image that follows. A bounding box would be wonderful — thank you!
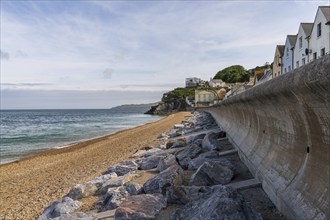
[209,78,225,88]
[185,77,201,88]
[282,35,297,74]
[309,6,330,62]
[293,23,313,68]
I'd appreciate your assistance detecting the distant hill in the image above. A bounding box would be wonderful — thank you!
[110,103,159,110]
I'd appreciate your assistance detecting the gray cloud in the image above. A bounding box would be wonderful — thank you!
[0,50,10,60]
[119,83,181,90]
[1,83,54,87]
[103,68,114,79]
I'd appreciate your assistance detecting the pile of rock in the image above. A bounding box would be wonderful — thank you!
[38,112,262,220]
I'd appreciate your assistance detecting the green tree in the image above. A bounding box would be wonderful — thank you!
[214,65,249,83]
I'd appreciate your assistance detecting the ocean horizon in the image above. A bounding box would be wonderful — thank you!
[0,106,163,164]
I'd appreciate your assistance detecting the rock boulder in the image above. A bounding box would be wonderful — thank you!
[114,194,167,220]
[143,165,183,194]
[189,161,233,186]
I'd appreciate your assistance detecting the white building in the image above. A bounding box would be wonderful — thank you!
[209,78,225,88]
[282,35,297,74]
[293,23,313,68]
[185,77,201,88]
[309,6,330,62]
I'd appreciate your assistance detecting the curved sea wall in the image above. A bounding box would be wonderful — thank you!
[204,54,329,219]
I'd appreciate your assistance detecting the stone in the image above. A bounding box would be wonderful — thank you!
[171,185,262,220]
[102,186,130,211]
[186,133,206,144]
[156,154,178,172]
[202,131,226,151]
[167,140,186,149]
[97,173,137,195]
[176,143,202,169]
[166,185,212,205]
[189,161,234,186]
[90,173,118,188]
[38,197,80,220]
[114,194,167,220]
[125,182,143,195]
[188,151,233,170]
[104,161,139,176]
[143,165,183,194]
[139,155,164,170]
[67,183,98,200]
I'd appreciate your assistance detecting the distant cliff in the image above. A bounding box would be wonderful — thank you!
[145,88,195,115]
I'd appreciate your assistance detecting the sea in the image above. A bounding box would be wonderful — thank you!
[0,106,163,165]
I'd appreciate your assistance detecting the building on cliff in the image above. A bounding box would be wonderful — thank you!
[195,90,215,107]
[185,77,201,88]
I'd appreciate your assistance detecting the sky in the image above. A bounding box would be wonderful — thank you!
[0,0,328,109]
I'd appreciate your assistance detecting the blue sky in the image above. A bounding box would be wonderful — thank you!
[0,0,328,109]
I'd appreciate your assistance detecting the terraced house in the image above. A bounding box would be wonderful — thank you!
[273,6,330,77]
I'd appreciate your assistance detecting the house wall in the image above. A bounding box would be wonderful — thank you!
[195,91,215,106]
[282,38,294,74]
[294,25,310,68]
[309,8,330,61]
[272,47,282,78]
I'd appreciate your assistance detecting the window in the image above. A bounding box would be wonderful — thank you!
[302,58,306,65]
[321,48,325,57]
[299,37,302,49]
[317,23,321,37]
[284,68,287,73]
[313,52,317,60]
[288,66,291,71]
[203,94,206,102]
[296,61,299,68]
[286,47,289,56]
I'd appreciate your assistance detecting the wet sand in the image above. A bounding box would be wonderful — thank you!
[0,112,191,219]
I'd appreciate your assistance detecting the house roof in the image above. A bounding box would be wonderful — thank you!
[301,23,313,37]
[287,35,297,48]
[277,45,285,56]
[320,6,330,24]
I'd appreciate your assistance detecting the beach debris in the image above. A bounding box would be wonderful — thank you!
[114,194,167,220]
[189,161,234,186]
[171,185,262,220]
[156,154,178,172]
[175,143,202,169]
[143,165,183,194]
[104,160,139,176]
[139,155,164,170]
[38,197,81,220]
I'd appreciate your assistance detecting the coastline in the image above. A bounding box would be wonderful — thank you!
[0,112,190,219]
[0,115,164,166]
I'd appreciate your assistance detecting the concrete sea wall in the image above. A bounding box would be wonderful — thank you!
[204,55,330,219]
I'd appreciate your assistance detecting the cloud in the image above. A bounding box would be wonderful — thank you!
[15,50,28,58]
[102,68,114,79]
[119,83,181,90]
[0,50,10,60]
